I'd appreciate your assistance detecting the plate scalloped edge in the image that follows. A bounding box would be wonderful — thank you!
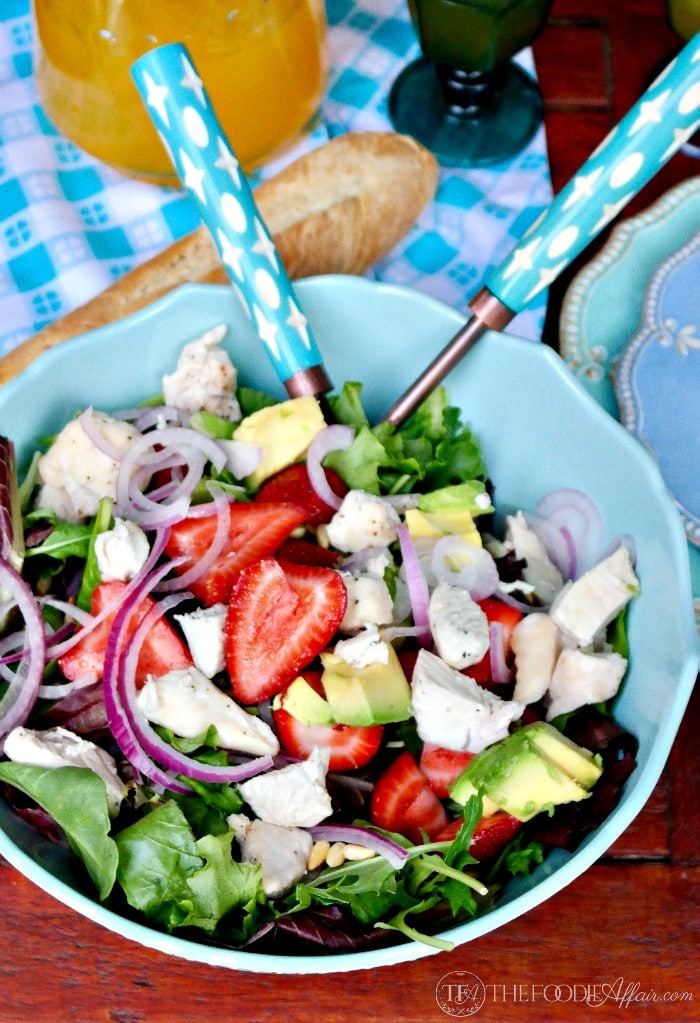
[560,176,700,393]
[560,176,700,630]
[615,231,700,549]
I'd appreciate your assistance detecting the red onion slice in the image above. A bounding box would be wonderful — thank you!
[306,425,355,511]
[155,488,231,593]
[115,426,227,527]
[78,408,130,462]
[0,560,47,752]
[308,824,408,869]
[521,511,577,580]
[488,621,514,685]
[430,536,499,600]
[396,523,431,646]
[535,488,605,576]
[104,569,273,790]
[217,439,262,480]
[38,670,99,701]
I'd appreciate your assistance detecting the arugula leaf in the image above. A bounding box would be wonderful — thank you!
[504,839,545,877]
[0,763,118,900]
[23,511,92,562]
[76,497,113,611]
[291,811,490,948]
[375,895,452,951]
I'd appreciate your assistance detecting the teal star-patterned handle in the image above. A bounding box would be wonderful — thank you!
[131,43,331,398]
[487,32,700,313]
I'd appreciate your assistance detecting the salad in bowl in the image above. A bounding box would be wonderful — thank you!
[0,277,696,973]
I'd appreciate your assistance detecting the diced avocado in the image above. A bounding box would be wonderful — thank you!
[275,674,335,726]
[526,721,603,789]
[450,724,597,822]
[417,482,493,517]
[233,396,326,487]
[404,507,483,547]
[445,777,500,817]
[320,643,411,726]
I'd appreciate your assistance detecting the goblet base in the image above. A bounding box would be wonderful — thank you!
[388,56,543,167]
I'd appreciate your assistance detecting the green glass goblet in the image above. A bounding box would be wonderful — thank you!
[389,0,553,167]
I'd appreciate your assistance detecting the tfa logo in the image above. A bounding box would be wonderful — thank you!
[435,972,487,1017]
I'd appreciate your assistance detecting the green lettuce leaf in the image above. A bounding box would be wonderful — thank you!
[326,383,486,496]
[115,800,203,916]
[178,831,262,933]
[0,763,118,900]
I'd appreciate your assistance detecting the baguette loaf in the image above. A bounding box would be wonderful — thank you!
[0,132,438,385]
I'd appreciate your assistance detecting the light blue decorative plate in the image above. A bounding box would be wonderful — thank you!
[616,233,700,549]
[561,177,700,624]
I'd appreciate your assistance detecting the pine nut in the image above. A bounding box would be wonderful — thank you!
[342,843,377,861]
[325,842,347,867]
[307,840,330,871]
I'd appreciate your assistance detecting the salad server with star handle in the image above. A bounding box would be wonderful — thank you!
[132,43,333,405]
[134,36,700,428]
[383,33,700,425]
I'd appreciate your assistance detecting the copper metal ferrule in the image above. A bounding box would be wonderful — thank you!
[381,287,515,428]
[283,364,333,401]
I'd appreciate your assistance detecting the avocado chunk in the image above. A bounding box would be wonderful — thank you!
[450,722,602,822]
[404,507,483,547]
[320,643,411,726]
[275,674,335,726]
[526,721,602,788]
[404,481,492,547]
[233,395,326,487]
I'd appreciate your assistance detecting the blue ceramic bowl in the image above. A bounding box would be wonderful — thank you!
[0,277,697,974]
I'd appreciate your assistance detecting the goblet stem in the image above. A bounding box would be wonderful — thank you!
[436,64,506,122]
[389,55,544,167]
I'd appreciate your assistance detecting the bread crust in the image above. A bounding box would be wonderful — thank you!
[0,132,438,385]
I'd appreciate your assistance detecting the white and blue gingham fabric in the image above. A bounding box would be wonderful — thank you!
[0,0,553,357]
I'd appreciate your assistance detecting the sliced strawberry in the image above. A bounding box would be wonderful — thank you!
[467,597,524,686]
[274,710,383,772]
[59,581,192,689]
[419,743,475,799]
[274,670,383,770]
[275,537,343,568]
[224,558,347,705]
[255,463,348,526]
[436,811,522,861]
[370,751,449,844]
[164,501,308,605]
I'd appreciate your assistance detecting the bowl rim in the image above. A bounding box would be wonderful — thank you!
[0,276,697,974]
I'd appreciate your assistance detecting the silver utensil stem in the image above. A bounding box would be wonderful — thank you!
[381,288,514,426]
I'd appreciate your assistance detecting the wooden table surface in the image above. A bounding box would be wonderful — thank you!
[2,2,698,1021]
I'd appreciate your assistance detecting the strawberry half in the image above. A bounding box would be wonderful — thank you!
[370,751,449,843]
[255,463,348,526]
[224,558,347,704]
[273,670,383,771]
[436,811,522,861]
[164,501,308,605]
[59,581,192,688]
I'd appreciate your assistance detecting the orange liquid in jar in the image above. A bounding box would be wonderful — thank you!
[33,0,327,182]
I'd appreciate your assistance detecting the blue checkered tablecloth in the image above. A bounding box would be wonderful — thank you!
[0,0,553,356]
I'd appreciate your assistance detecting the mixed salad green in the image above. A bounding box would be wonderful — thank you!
[0,329,639,955]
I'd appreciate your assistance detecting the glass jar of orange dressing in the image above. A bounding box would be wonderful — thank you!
[33,0,327,182]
